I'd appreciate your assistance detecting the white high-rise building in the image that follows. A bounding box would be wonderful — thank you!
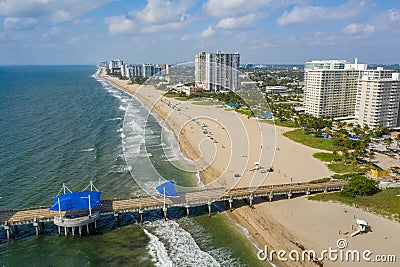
[195,51,240,91]
[108,59,123,74]
[303,59,367,118]
[355,68,400,128]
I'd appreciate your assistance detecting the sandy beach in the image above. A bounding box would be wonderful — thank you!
[100,70,400,267]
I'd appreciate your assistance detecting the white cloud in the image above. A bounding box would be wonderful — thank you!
[3,17,39,31]
[216,14,257,29]
[343,23,375,34]
[130,0,193,25]
[0,0,112,21]
[342,8,400,35]
[105,16,138,35]
[105,0,194,35]
[199,26,215,38]
[277,0,366,25]
[204,0,271,17]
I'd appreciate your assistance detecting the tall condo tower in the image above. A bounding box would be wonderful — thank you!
[195,51,240,91]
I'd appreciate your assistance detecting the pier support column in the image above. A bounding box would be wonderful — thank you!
[287,191,292,199]
[33,219,39,239]
[228,198,233,211]
[94,220,97,229]
[249,195,254,208]
[79,226,82,237]
[207,202,212,216]
[4,222,10,243]
[114,213,119,227]
[86,224,89,234]
[139,209,143,224]
[64,227,68,237]
[58,226,61,235]
[72,227,75,237]
[185,204,190,217]
[163,207,168,221]
[269,192,273,202]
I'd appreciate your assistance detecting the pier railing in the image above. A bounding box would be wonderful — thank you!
[0,179,348,228]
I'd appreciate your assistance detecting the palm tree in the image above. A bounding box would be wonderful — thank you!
[332,149,339,162]
[396,134,400,149]
[384,138,393,151]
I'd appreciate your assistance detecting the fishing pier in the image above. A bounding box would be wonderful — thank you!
[0,180,347,242]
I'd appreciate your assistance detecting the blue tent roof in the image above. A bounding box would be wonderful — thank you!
[49,191,102,211]
[227,103,240,107]
[262,112,273,117]
[156,181,179,197]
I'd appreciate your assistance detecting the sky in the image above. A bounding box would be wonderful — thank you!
[0,0,399,65]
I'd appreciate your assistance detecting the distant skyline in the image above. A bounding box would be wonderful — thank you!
[0,0,399,65]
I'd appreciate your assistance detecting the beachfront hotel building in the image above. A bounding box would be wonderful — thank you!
[355,68,400,128]
[303,59,367,119]
[108,59,123,74]
[304,59,400,128]
[195,51,240,91]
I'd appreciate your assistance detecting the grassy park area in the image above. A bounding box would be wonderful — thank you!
[283,129,336,151]
[309,188,400,223]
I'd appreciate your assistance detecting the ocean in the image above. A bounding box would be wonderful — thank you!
[0,66,265,266]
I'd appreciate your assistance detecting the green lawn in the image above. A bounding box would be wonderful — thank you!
[283,129,336,151]
[236,108,254,117]
[260,119,297,128]
[313,152,334,162]
[327,162,355,173]
[308,188,400,222]
[163,92,188,101]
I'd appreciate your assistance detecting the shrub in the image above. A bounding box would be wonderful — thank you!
[340,175,379,198]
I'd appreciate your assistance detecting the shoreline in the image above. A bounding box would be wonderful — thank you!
[99,69,400,266]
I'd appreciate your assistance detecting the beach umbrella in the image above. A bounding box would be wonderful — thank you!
[156,181,179,197]
[156,181,179,211]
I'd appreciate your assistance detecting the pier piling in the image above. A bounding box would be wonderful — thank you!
[185,204,190,217]
[207,202,212,216]
[228,198,233,211]
[249,194,254,208]
[163,207,168,221]
[33,220,39,238]
[139,209,143,224]
[114,213,119,227]
[4,222,10,243]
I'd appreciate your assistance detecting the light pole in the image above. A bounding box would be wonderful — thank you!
[81,194,92,217]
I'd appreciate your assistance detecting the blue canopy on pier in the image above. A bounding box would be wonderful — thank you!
[156,181,179,197]
[49,191,102,211]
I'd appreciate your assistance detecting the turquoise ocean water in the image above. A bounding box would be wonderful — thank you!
[0,66,265,266]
